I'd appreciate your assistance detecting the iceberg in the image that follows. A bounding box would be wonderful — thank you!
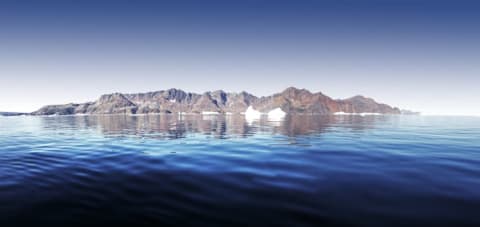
[245,106,262,124]
[333,112,349,115]
[267,108,286,121]
[359,112,381,116]
[245,106,262,119]
[202,111,219,115]
[334,112,382,116]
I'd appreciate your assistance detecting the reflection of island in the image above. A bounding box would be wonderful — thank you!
[39,114,388,140]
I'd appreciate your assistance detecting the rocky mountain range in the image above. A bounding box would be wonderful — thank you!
[31,87,401,115]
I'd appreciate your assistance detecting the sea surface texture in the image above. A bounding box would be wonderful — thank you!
[1,115,479,226]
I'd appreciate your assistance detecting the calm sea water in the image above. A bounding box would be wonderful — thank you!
[1,115,479,226]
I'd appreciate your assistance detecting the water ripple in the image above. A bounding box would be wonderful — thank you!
[1,115,480,226]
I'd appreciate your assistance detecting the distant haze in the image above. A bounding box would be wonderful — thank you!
[1,0,479,115]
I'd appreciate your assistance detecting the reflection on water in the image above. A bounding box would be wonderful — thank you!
[36,114,384,139]
[1,115,480,227]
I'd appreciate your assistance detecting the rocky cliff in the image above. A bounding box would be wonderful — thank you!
[31,87,401,115]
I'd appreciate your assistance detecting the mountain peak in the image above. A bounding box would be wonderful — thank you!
[347,95,369,100]
[98,93,132,104]
[281,87,312,95]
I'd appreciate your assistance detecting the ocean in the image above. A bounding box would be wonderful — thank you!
[1,115,479,226]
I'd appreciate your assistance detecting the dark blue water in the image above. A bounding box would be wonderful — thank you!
[1,115,479,226]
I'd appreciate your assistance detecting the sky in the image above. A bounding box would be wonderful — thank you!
[0,0,479,115]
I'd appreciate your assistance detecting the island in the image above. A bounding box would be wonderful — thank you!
[0,112,25,116]
[31,87,402,116]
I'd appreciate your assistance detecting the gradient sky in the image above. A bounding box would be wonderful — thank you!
[1,0,479,115]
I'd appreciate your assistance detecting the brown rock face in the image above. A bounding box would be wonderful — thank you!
[253,87,338,114]
[31,87,401,115]
[86,93,137,114]
[337,96,401,114]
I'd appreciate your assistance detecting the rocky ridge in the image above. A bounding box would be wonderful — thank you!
[32,87,402,115]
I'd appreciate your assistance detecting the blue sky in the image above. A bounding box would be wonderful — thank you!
[1,0,479,115]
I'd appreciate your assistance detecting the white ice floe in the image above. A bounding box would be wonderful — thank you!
[245,106,262,124]
[333,112,349,115]
[267,107,286,121]
[334,112,382,116]
[359,112,381,116]
[245,106,262,119]
[201,111,220,115]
